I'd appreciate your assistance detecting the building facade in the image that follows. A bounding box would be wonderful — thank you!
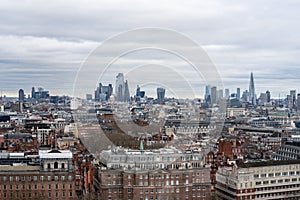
[216,160,300,199]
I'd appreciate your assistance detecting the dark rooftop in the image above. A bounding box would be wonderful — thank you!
[237,159,300,168]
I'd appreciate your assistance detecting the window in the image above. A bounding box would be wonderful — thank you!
[47,163,51,169]
[61,176,65,181]
[54,162,58,169]
[69,192,72,197]
[62,163,65,169]
[49,185,51,190]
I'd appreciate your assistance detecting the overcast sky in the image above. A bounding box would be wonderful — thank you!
[0,0,300,99]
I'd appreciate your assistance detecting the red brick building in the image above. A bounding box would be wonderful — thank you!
[95,168,211,200]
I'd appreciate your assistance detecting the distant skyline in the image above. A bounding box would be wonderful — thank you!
[0,1,300,98]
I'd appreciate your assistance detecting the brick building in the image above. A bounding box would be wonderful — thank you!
[95,146,211,200]
[0,149,76,200]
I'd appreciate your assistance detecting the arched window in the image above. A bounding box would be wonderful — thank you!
[54,162,58,169]
[47,163,51,169]
[61,163,65,169]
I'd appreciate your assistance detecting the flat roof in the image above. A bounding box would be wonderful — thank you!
[238,159,300,168]
[39,149,72,159]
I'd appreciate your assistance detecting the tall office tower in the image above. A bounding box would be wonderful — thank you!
[266,90,271,103]
[124,80,130,102]
[290,90,296,109]
[259,93,267,106]
[211,86,217,105]
[225,88,230,98]
[242,90,249,102]
[249,72,256,105]
[18,89,25,101]
[115,73,125,101]
[297,94,300,111]
[217,89,223,101]
[18,89,24,113]
[108,84,113,100]
[136,85,141,97]
[204,85,211,102]
[236,88,241,99]
[31,87,35,99]
[157,87,165,104]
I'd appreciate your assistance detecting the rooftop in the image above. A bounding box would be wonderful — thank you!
[238,159,300,168]
[39,149,72,159]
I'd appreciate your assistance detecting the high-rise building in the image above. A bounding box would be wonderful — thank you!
[115,73,124,101]
[248,72,256,105]
[225,88,230,98]
[157,87,165,104]
[136,85,145,99]
[31,87,35,99]
[124,80,130,102]
[115,73,130,102]
[259,93,267,106]
[236,88,241,99]
[211,86,217,105]
[297,93,300,111]
[86,94,93,101]
[266,90,271,103]
[217,89,223,102]
[290,90,296,109]
[204,85,211,102]
[95,83,113,102]
[33,87,50,101]
[18,89,24,102]
[242,90,249,102]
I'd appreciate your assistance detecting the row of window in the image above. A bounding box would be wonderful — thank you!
[107,193,207,200]
[254,171,300,179]
[0,183,73,190]
[108,173,203,179]
[0,175,73,182]
[256,178,300,185]
[0,191,73,199]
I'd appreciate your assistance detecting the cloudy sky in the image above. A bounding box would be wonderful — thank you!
[1,0,300,99]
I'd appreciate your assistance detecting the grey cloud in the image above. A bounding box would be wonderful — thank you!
[0,0,300,98]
